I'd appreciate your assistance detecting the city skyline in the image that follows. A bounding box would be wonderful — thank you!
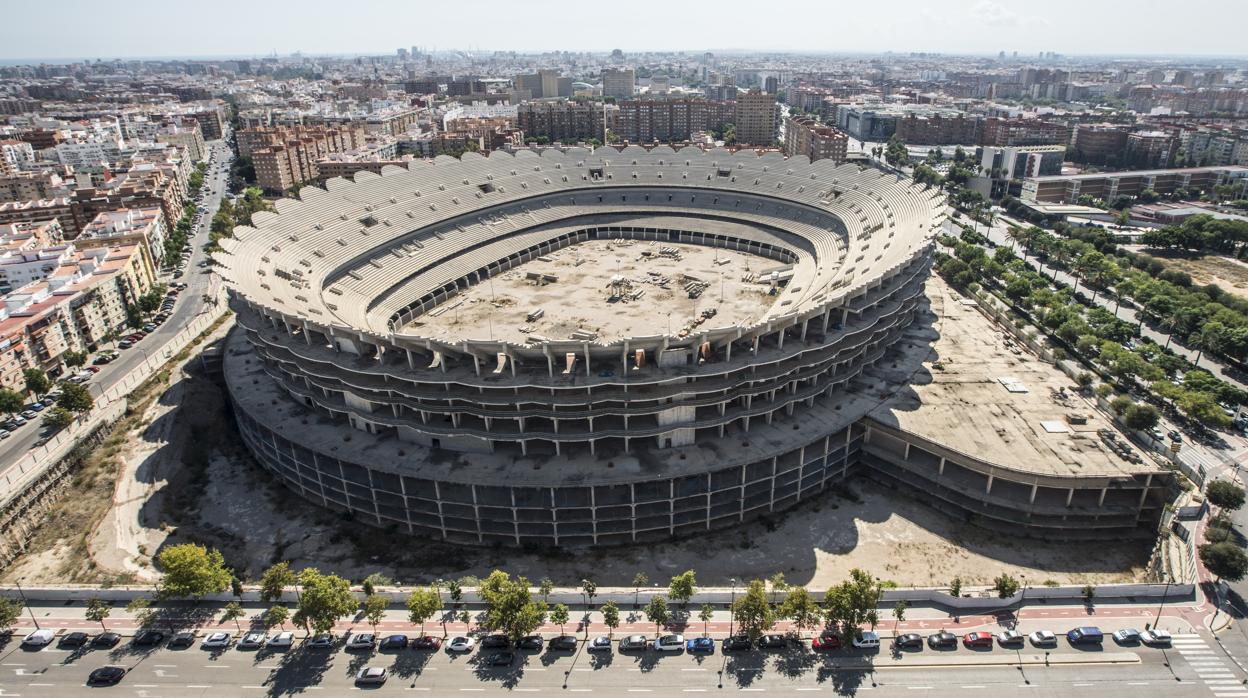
[4,0,1246,61]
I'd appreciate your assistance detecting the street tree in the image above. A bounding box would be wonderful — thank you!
[0,597,19,633]
[156,543,232,600]
[668,570,697,608]
[405,587,441,635]
[732,579,776,641]
[63,351,87,368]
[446,579,463,605]
[1207,481,1246,513]
[259,561,296,603]
[550,603,570,634]
[644,596,670,635]
[23,368,50,398]
[601,601,621,637]
[85,597,111,631]
[1201,541,1248,582]
[43,407,74,431]
[992,574,1020,599]
[779,586,821,636]
[698,603,715,636]
[582,579,598,608]
[293,568,357,635]
[632,573,648,607]
[0,389,25,419]
[57,382,94,415]
[892,600,908,633]
[949,578,963,598]
[768,572,788,605]
[362,594,388,634]
[265,605,289,631]
[479,570,549,642]
[539,577,554,603]
[824,569,882,642]
[221,601,246,632]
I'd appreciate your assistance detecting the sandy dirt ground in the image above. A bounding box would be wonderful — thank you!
[410,240,777,344]
[1138,250,1248,302]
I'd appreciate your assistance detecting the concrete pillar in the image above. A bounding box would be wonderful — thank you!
[938,457,945,476]
[777,329,785,350]
[1098,487,1107,506]
[903,442,911,460]
[472,353,481,376]
[801,318,809,341]
[405,348,414,370]
[584,344,591,378]
[1029,484,1038,504]
[1066,488,1075,507]
[985,474,994,494]
[1138,474,1153,507]
[725,341,732,362]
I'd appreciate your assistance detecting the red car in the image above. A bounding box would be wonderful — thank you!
[812,632,842,651]
[86,366,101,373]
[963,632,994,648]
[411,636,442,650]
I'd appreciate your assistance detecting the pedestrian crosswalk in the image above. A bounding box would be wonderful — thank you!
[1172,633,1247,697]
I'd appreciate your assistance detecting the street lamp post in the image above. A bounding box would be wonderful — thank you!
[1017,574,1028,617]
[1153,579,1172,629]
[728,578,738,638]
[14,580,37,630]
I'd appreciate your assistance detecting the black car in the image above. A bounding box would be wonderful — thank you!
[487,651,515,666]
[88,666,127,685]
[133,630,165,647]
[516,635,544,651]
[758,634,788,649]
[168,632,195,649]
[380,634,408,651]
[927,632,957,649]
[59,631,89,648]
[92,632,122,648]
[549,635,578,651]
[722,635,753,651]
[481,634,510,649]
[894,633,923,649]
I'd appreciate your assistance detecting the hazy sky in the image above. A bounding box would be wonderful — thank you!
[5,0,1245,60]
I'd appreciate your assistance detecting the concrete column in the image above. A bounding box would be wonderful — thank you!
[725,341,732,362]
[938,457,945,476]
[801,318,809,341]
[1138,474,1153,507]
[841,308,849,325]
[777,329,785,350]
[1066,488,1074,507]
[472,353,481,376]
[1098,487,1107,506]
[903,442,911,460]
[584,344,591,378]
[1029,484,1038,504]
[985,474,994,494]
[405,349,414,370]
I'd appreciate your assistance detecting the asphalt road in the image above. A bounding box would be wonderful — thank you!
[0,139,231,470]
[0,631,1225,697]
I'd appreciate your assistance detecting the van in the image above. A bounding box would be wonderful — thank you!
[1066,627,1104,644]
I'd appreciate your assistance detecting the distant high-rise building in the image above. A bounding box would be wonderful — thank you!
[764,76,779,95]
[734,89,779,146]
[601,68,636,99]
[783,115,848,163]
[396,48,409,60]
[514,70,573,99]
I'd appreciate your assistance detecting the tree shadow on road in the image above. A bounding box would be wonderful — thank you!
[773,647,818,678]
[723,653,762,687]
[261,645,336,696]
[386,650,432,682]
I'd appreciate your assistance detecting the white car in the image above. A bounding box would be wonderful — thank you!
[1029,630,1057,646]
[1140,629,1172,645]
[654,634,685,651]
[447,636,475,652]
[202,632,232,649]
[267,631,294,648]
[238,631,266,649]
[852,631,880,649]
[346,632,375,650]
[996,629,1024,645]
[1113,628,1142,644]
[21,629,55,647]
[356,666,387,685]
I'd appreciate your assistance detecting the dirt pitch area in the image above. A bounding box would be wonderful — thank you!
[1142,250,1248,303]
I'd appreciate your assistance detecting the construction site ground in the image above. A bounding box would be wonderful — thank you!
[0,325,1149,589]
[407,240,776,343]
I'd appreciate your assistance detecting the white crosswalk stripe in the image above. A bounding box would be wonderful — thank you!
[1169,633,1247,696]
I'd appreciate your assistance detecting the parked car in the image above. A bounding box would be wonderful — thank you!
[0,430,10,440]
[202,632,232,649]
[1066,627,1104,645]
[119,339,133,349]
[758,634,789,650]
[1141,629,1172,645]
[1112,628,1142,644]
[412,636,442,650]
[19,410,36,420]
[996,630,1024,646]
[812,632,841,651]
[59,631,89,648]
[654,634,685,651]
[894,633,923,649]
[380,634,408,651]
[267,632,295,648]
[87,666,127,686]
[1168,430,1183,443]
[346,633,375,650]
[550,635,578,651]
[92,632,122,648]
[355,667,388,685]
[133,630,165,647]
[619,635,649,652]
[927,632,957,649]
[238,631,266,649]
[447,636,475,652]
[852,632,880,649]
[722,635,753,651]
[686,637,715,653]
[22,629,55,647]
[515,635,543,651]
[169,632,196,649]
[481,634,510,649]
[307,634,336,649]
[588,636,612,653]
[142,323,157,332]
[1029,630,1057,647]
[963,632,994,648]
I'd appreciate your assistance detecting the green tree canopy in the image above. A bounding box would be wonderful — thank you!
[221,600,246,632]
[778,585,821,634]
[259,561,296,603]
[85,597,111,630]
[479,570,548,642]
[405,587,442,634]
[644,596,670,634]
[156,543,232,600]
[668,570,697,607]
[57,382,94,414]
[992,574,1020,599]
[601,600,621,636]
[0,389,23,417]
[362,594,388,633]
[1207,480,1247,512]
[1201,541,1248,582]
[293,568,357,634]
[0,597,20,632]
[265,604,289,631]
[550,603,570,634]
[23,368,50,397]
[824,569,882,642]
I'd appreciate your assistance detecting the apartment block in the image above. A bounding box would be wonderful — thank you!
[602,69,636,99]
[0,171,70,203]
[516,101,607,143]
[783,115,849,163]
[245,125,368,193]
[0,140,36,175]
[735,89,780,146]
[981,117,1071,147]
[1022,166,1248,203]
[1071,124,1130,165]
[614,100,734,143]
[894,113,982,145]
[78,206,167,277]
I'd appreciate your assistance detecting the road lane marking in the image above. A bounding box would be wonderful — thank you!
[186,686,212,689]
